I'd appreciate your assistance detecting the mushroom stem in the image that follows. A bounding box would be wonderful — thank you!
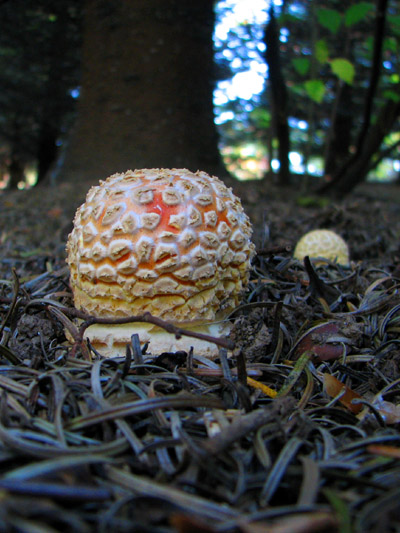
[61,306,235,357]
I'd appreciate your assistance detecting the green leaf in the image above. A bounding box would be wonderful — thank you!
[292,57,310,76]
[304,80,326,103]
[316,8,342,34]
[384,37,398,53]
[389,15,400,36]
[364,35,374,53]
[330,58,355,84]
[345,2,374,27]
[323,489,352,533]
[383,90,400,103]
[315,39,329,64]
[290,83,307,97]
[250,108,271,128]
[391,14,400,26]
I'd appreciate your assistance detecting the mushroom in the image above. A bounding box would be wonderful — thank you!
[293,229,349,266]
[66,168,255,357]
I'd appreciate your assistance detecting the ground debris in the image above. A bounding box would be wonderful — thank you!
[0,182,400,531]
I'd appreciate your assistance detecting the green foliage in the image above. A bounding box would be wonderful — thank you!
[304,80,325,103]
[250,108,272,129]
[323,489,353,533]
[269,0,399,185]
[344,2,374,27]
[383,89,400,102]
[388,14,400,36]
[330,58,355,85]
[316,8,342,35]
[292,57,310,76]
[316,2,373,35]
[285,3,366,110]
[384,36,398,53]
[295,195,331,208]
[315,39,330,64]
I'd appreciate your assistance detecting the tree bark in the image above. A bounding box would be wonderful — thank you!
[58,0,225,185]
[8,153,24,189]
[319,0,390,196]
[264,7,290,186]
[318,93,400,197]
[36,5,79,184]
[323,83,353,178]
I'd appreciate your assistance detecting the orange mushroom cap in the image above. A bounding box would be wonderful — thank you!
[66,168,255,357]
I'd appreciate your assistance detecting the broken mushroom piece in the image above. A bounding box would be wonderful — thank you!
[66,168,255,357]
[293,229,350,266]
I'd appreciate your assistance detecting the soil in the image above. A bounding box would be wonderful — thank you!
[0,178,400,532]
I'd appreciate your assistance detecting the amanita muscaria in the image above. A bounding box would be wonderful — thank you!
[66,168,255,357]
[293,229,350,266]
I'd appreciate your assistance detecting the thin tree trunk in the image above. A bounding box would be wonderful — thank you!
[319,94,400,197]
[36,8,77,184]
[264,7,290,186]
[319,0,389,196]
[323,82,353,178]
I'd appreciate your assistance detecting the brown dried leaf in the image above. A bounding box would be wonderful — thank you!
[323,374,363,414]
[368,445,400,458]
[292,322,350,362]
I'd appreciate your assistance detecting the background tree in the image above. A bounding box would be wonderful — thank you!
[2,0,400,194]
[58,0,226,186]
[215,0,400,193]
[0,0,81,188]
[264,6,290,186]
[267,0,400,194]
[319,0,399,196]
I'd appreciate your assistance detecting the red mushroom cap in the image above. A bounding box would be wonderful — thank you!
[66,168,255,357]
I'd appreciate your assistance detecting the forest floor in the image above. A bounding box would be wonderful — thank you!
[0,178,399,532]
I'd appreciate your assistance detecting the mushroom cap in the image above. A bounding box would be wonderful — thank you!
[293,229,349,266]
[66,168,255,356]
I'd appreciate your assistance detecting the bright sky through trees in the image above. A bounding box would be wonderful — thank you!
[213,0,281,178]
[214,0,268,114]
[214,0,283,116]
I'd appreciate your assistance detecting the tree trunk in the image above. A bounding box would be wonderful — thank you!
[323,83,353,178]
[264,7,291,186]
[36,5,79,185]
[37,123,59,183]
[318,93,400,197]
[8,153,24,189]
[58,0,225,185]
[319,0,390,197]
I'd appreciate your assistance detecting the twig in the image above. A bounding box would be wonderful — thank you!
[200,398,295,456]
[68,308,235,351]
[257,244,292,256]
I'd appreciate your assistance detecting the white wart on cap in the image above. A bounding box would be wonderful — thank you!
[66,168,255,357]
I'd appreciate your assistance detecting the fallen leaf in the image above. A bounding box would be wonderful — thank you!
[371,397,400,424]
[323,374,363,414]
[292,322,350,362]
[367,445,400,458]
